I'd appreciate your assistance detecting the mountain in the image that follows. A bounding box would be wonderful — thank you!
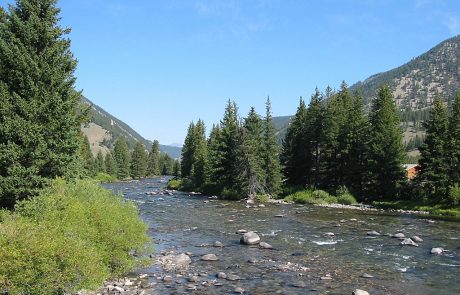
[274,35,460,149]
[80,97,182,159]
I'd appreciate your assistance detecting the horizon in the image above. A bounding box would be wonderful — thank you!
[1,0,459,145]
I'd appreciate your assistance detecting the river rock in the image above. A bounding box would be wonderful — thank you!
[292,281,306,288]
[320,274,332,280]
[353,290,370,295]
[392,233,405,239]
[214,241,224,247]
[411,236,423,242]
[248,257,258,264]
[227,274,241,281]
[163,276,173,283]
[431,247,444,255]
[323,232,335,237]
[259,242,273,249]
[217,272,227,279]
[275,214,284,218]
[234,287,245,294]
[367,230,381,236]
[201,254,219,261]
[259,204,266,208]
[236,229,248,234]
[188,275,198,282]
[361,273,374,279]
[240,231,261,245]
[400,238,419,247]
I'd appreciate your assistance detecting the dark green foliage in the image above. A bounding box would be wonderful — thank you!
[113,138,130,179]
[159,153,174,175]
[447,92,460,185]
[191,120,208,188]
[95,151,105,174]
[0,180,150,294]
[173,160,181,177]
[104,152,117,177]
[368,86,405,199]
[147,140,160,176]
[261,98,282,196]
[130,142,147,179]
[181,122,196,178]
[79,135,95,176]
[418,98,449,198]
[0,0,82,207]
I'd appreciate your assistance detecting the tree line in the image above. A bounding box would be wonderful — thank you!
[179,83,460,206]
[180,98,281,199]
[80,138,180,180]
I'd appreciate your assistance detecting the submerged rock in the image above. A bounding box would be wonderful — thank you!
[431,247,444,255]
[367,231,381,236]
[361,273,374,279]
[227,274,241,281]
[234,287,245,294]
[216,272,227,279]
[411,236,424,243]
[259,242,273,249]
[240,231,261,245]
[400,238,419,247]
[214,241,224,247]
[201,254,219,261]
[292,281,306,288]
[392,233,405,239]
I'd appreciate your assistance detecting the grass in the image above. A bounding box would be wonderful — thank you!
[373,200,460,218]
[284,189,357,205]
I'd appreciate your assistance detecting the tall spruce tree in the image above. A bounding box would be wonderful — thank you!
[130,142,147,179]
[0,0,82,207]
[262,97,282,196]
[281,98,309,186]
[159,153,173,175]
[104,152,117,177]
[419,98,449,198]
[113,138,130,179]
[79,135,95,176]
[147,140,160,176]
[206,124,223,189]
[191,120,208,188]
[181,122,196,178]
[173,160,181,177]
[95,150,105,174]
[368,86,405,200]
[447,92,460,186]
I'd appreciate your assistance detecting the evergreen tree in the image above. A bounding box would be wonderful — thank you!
[79,135,95,176]
[206,124,223,189]
[181,122,196,178]
[104,152,117,177]
[262,97,282,196]
[281,98,309,186]
[0,0,82,207]
[95,151,105,174]
[159,153,173,175]
[240,107,266,196]
[419,98,449,198]
[173,160,181,177]
[130,142,147,179]
[147,140,160,176]
[191,120,208,188]
[113,138,130,179]
[368,86,405,200]
[447,92,460,185]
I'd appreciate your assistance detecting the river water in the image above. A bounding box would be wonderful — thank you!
[105,178,460,295]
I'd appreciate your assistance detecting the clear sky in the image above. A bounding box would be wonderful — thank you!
[1,0,459,145]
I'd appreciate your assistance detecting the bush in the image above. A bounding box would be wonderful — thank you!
[93,172,117,183]
[447,184,460,207]
[256,194,270,203]
[337,192,358,205]
[167,179,182,190]
[0,179,151,294]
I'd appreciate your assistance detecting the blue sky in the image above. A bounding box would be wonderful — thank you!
[1,0,460,145]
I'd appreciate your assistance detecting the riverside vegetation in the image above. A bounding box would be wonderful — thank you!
[0,0,150,294]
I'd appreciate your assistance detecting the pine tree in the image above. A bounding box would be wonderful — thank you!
[159,153,173,175]
[181,122,196,178]
[0,0,82,207]
[206,124,223,189]
[94,151,104,174]
[281,98,309,186]
[368,86,405,200]
[173,160,181,177]
[147,140,160,176]
[262,97,282,196]
[419,98,449,198]
[191,120,208,188]
[104,152,117,177]
[447,92,460,185]
[79,135,95,176]
[113,138,130,179]
[130,142,147,179]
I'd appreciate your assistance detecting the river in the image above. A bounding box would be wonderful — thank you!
[105,178,460,295]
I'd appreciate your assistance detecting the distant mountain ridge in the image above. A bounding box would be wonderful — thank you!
[81,96,182,159]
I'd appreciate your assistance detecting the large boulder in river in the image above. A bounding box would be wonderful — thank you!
[240,231,260,245]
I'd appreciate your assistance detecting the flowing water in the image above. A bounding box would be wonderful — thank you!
[105,178,460,295]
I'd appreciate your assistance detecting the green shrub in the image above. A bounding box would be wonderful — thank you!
[167,179,182,190]
[0,179,151,294]
[337,192,358,205]
[285,190,313,204]
[447,184,460,207]
[256,194,270,203]
[222,187,242,200]
[93,172,117,183]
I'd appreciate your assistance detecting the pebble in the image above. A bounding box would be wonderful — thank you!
[259,204,266,208]
[217,272,227,279]
[236,229,248,234]
[227,274,241,281]
[163,276,173,283]
[214,241,224,247]
[188,276,198,282]
[201,254,219,261]
[361,273,374,279]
